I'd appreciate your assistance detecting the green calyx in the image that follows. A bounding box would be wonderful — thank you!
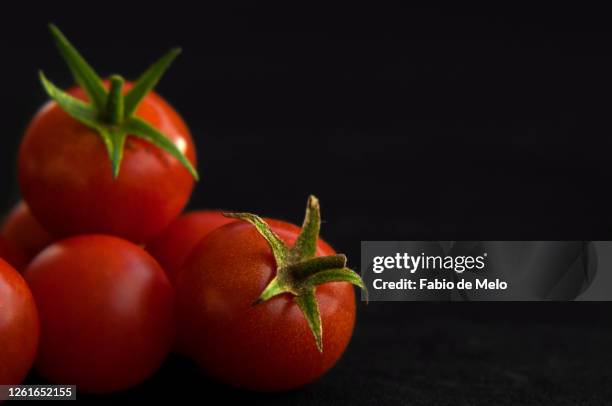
[225,196,366,352]
[39,24,198,179]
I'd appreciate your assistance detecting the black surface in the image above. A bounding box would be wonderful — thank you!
[24,304,612,404]
[3,4,612,404]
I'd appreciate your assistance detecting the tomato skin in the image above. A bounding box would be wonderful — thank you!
[0,258,39,385]
[176,221,355,391]
[147,211,236,284]
[24,235,174,393]
[18,83,196,244]
[2,201,53,261]
[0,236,28,272]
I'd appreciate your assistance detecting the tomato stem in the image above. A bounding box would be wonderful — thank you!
[106,75,125,125]
[225,196,366,352]
[38,24,198,180]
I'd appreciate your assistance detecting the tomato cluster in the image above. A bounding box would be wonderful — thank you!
[0,25,363,394]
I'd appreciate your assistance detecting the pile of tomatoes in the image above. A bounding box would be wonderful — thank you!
[0,25,362,395]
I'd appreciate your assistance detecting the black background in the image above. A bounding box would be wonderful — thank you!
[2,4,612,404]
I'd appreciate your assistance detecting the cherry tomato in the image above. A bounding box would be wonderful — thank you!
[25,235,174,393]
[18,83,196,244]
[0,236,28,272]
[0,258,39,385]
[175,220,355,391]
[147,211,237,284]
[2,201,53,261]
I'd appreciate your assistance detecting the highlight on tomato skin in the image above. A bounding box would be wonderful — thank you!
[175,210,359,392]
[1,200,54,262]
[147,210,237,284]
[0,257,40,386]
[24,235,175,394]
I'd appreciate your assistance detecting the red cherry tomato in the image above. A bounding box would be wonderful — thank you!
[0,258,39,385]
[2,201,54,261]
[0,236,28,272]
[175,220,355,391]
[25,235,174,393]
[147,211,237,284]
[18,83,196,244]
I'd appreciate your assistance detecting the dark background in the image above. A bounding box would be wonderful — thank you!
[2,4,612,404]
